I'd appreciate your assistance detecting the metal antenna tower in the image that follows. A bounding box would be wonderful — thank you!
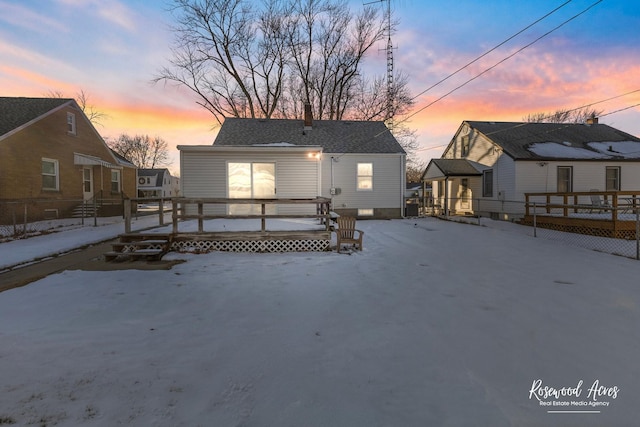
[365,0,395,129]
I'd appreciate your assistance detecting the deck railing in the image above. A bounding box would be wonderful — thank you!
[524,191,640,220]
[123,197,333,234]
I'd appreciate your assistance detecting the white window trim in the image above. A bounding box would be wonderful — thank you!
[67,112,76,135]
[356,162,374,191]
[358,208,374,216]
[605,166,621,191]
[42,158,59,191]
[483,169,493,197]
[111,169,121,193]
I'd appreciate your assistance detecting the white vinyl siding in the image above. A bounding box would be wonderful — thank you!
[180,148,320,215]
[321,154,404,212]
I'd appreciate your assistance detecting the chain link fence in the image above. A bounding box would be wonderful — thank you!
[426,196,640,260]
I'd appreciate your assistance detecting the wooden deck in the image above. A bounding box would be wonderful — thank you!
[523,191,640,239]
[115,197,334,256]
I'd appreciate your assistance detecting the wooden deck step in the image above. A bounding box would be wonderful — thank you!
[105,234,172,262]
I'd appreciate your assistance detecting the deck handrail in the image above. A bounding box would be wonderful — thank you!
[124,197,333,234]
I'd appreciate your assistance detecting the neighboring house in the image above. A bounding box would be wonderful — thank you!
[0,96,137,223]
[422,119,640,219]
[137,168,179,198]
[178,106,406,219]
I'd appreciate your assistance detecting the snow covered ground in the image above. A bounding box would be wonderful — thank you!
[1,216,639,426]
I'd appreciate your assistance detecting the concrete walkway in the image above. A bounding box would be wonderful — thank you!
[0,240,183,293]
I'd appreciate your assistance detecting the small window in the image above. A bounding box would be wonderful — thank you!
[557,166,573,193]
[67,112,76,135]
[606,166,620,191]
[42,158,59,191]
[358,208,374,216]
[461,135,470,157]
[357,163,373,191]
[483,169,493,197]
[111,170,121,193]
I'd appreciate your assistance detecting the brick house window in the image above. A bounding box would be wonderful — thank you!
[42,158,59,190]
[111,170,121,193]
[67,112,76,135]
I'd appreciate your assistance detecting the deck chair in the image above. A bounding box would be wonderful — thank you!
[335,216,364,252]
[589,189,610,213]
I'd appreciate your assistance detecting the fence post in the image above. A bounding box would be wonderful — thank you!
[93,197,97,227]
[124,199,131,234]
[533,202,537,238]
[636,205,639,261]
[159,198,164,226]
[172,199,178,234]
[23,203,27,238]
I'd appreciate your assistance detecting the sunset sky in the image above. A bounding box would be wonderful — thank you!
[2,0,639,174]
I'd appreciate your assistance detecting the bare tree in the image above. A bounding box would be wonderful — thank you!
[523,107,604,124]
[107,134,170,168]
[155,0,402,123]
[47,89,108,126]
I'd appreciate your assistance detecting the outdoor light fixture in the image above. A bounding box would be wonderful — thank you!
[308,152,321,160]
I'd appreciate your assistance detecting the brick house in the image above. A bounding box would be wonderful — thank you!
[0,97,137,223]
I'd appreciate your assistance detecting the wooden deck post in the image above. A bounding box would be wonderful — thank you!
[261,203,266,232]
[159,198,164,226]
[546,194,551,214]
[198,201,204,233]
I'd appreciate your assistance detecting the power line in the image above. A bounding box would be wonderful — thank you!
[415,90,640,152]
[410,0,574,103]
[398,0,604,127]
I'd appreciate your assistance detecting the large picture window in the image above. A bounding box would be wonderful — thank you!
[557,166,573,193]
[357,163,373,191]
[606,166,620,191]
[483,169,493,197]
[42,158,59,191]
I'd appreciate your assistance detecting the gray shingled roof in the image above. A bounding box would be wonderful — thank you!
[213,117,405,154]
[0,97,73,137]
[468,121,640,160]
[430,159,485,176]
[138,168,168,186]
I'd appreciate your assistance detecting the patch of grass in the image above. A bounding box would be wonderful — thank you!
[0,416,16,425]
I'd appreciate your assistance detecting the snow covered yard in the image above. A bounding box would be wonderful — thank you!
[1,217,640,426]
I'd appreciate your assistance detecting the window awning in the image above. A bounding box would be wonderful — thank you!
[74,152,121,169]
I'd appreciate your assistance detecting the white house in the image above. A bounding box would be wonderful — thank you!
[423,119,640,219]
[179,108,406,219]
[137,168,178,198]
